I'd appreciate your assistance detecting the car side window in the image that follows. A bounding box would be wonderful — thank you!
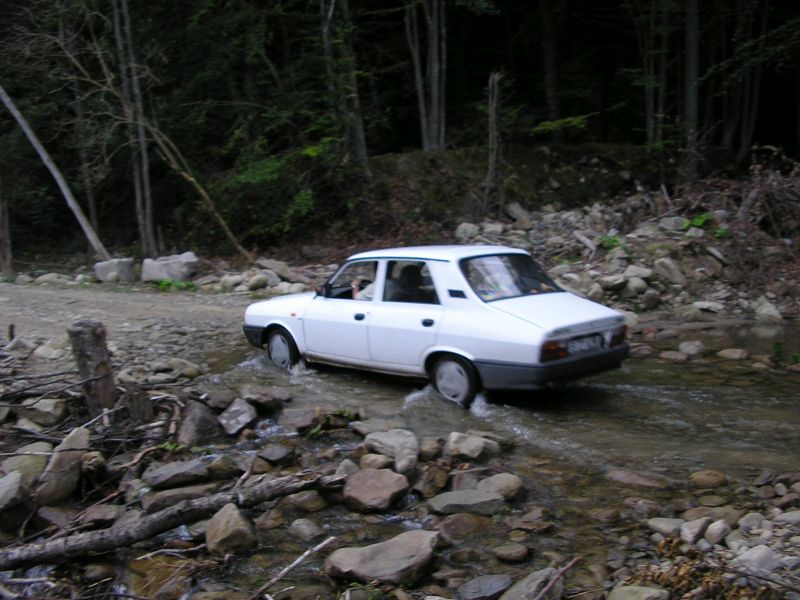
[383,260,439,304]
[327,260,378,300]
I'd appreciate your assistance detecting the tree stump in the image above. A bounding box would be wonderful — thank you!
[67,319,116,418]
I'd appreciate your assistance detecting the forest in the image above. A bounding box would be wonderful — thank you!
[1,0,799,265]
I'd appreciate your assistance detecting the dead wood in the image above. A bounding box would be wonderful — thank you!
[67,319,116,418]
[0,470,344,571]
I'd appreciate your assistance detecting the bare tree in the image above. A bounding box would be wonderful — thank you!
[0,83,111,261]
[483,71,502,209]
[684,0,700,182]
[538,0,562,143]
[405,0,446,151]
[0,176,13,278]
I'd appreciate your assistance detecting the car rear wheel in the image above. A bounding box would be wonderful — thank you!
[267,328,299,370]
[432,355,478,407]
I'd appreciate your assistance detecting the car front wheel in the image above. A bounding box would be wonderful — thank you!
[267,328,299,371]
[432,355,478,407]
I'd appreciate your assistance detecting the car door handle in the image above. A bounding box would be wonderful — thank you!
[422,318,434,327]
[354,313,366,321]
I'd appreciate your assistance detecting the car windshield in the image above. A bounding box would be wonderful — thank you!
[460,253,561,302]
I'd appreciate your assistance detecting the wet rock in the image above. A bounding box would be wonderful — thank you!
[499,568,562,600]
[359,453,394,469]
[607,586,668,600]
[704,519,730,544]
[36,505,80,529]
[205,388,238,410]
[588,507,620,523]
[36,427,90,506]
[688,469,728,488]
[254,508,285,530]
[344,468,410,511]
[428,489,505,516]
[492,543,529,562]
[753,296,782,320]
[178,401,220,446]
[82,504,126,527]
[446,432,501,461]
[680,517,712,544]
[678,340,705,356]
[219,398,257,435]
[1,441,52,484]
[437,513,489,544]
[289,517,325,541]
[324,530,439,585]
[413,464,450,498]
[717,348,749,360]
[606,468,670,489]
[140,482,220,513]
[508,506,553,532]
[205,503,257,555]
[658,350,688,363]
[646,517,683,537]
[286,490,328,512]
[240,384,291,412]
[0,471,34,530]
[142,458,210,489]
[16,397,67,426]
[364,429,419,477]
[476,473,524,501]
[259,443,295,466]
[457,574,513,600]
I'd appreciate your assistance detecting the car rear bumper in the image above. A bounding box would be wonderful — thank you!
[474,343,629,390]
[243,324,264,348]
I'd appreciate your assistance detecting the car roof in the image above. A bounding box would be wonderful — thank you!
[347,245,529,262]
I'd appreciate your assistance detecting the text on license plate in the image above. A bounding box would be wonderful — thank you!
[567,334,603,354]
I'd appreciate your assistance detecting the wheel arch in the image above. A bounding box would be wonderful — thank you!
[424,349,481,385]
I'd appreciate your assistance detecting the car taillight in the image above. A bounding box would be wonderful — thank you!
[610,325,627,347]
[541,340,568,362]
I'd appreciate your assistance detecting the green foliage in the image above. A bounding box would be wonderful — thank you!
[600,235,623,250]
[305,408,358,439]
[714,227,730,238]
[155,279,197,292]
[347,583,386,600]
[685,212,713,229]
[531,113,595,137]
[159,440,186,454]
[771,342,800,366]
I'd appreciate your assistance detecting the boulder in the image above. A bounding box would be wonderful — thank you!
[288,518,325,542]
[446,432,501,461]
[728,545,779,573]
[688,469,728,488]
[35,427,91,506]
[499,568,562,600]
[646,517,684,537]
[141,252,199,282]
[142,457,210,489]
[428,489,505,516]
[0,471,34,530]
[343,468,409,511]
[94,258,135,283]
[140,482,220,513]
[1,441,53,484]
[653,257,687,286]
[205,503,257,555]
[753,296,782,320]
[218,398,257,435]
[457,574,513,600]
[364,429,419,477]
[324,530,439,585]
[455,223,480,242]
[177,401,220,447]
[476,473,524,501]
[16,397,67,426]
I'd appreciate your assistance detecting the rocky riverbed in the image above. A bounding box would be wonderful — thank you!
[1,199,799,599]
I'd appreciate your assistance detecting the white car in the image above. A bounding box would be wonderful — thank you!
[243,245,629,406]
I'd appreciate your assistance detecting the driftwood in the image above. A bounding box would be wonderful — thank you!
[0,470,344,571]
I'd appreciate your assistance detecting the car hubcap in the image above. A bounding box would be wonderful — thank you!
[269,335,291,369]
[436,361,469,403]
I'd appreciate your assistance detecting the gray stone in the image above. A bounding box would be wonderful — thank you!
[640,289,661,310]
[492,543,529,562]
[678,340,705,356]
[141,252,198,282]
[623,265,653,280]
[364,429,419,477]
[218,398,257,435]
[499,568,562,600]
[259,443,295,466]
[659,216,689,231]
[476,473,524,501]
[457,574,513,600]
[220,274,244,290]
[0,471,33,530]
[774,510,800,524]
[177,401,220,447]
[1,441,52,484]
[324,530,439,586]
[359,453,394,469]
[94,258,135,283]
[286,490,328,512]
[598,275,626,291]
[717,348,749,360]
[455,223,481,242]
[626,277,648,295]
[446,432,501,461]
[753,296,782,320]
[729,545,778,573]
[142,457,209,489]
[606,468,671,490]
[653,257,687,286]
[288,518,325,542]
[607,586,669,600]
[689,469,728,488]
[647,517,684,537]
[206,503,257,556]
[704,519,730,545]
[680,517,713,544]
[344,468,409,512]
[428,489,505,516]
[140,482,220,513]
[35,427,90,506]
[693,301,724,313]
[16,397,67,426]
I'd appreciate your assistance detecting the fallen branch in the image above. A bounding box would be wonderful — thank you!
[247,536,337,600]
[532,556,582,600]
[0,470,344,571]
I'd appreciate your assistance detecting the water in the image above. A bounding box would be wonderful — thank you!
[224,322,800,484]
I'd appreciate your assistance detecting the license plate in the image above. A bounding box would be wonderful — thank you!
[567,334,603,354]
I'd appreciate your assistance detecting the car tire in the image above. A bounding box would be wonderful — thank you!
[267,328,300,371]
[432,355,478,407]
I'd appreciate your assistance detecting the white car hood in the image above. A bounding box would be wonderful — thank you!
[489,292,623,336]
[244,291,316,324]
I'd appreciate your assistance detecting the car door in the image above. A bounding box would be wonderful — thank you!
[368,260,442,370]
[302,260,378,363]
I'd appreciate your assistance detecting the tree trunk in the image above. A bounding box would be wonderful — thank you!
[736,0,768,165]
[0,177,12,278]
[538,0,562,143]
[340,0,372,179]
[483,71,502,212]
[67,319,116,418]
[0,471,342,571]
[0,83,111,261]
[684,0,700,183]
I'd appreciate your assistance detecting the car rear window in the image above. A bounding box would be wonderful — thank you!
[460,253,560,302]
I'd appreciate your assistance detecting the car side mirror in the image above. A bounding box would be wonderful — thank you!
[317,283,332,297]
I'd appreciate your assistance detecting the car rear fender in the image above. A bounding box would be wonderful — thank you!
[423,347,477,375]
